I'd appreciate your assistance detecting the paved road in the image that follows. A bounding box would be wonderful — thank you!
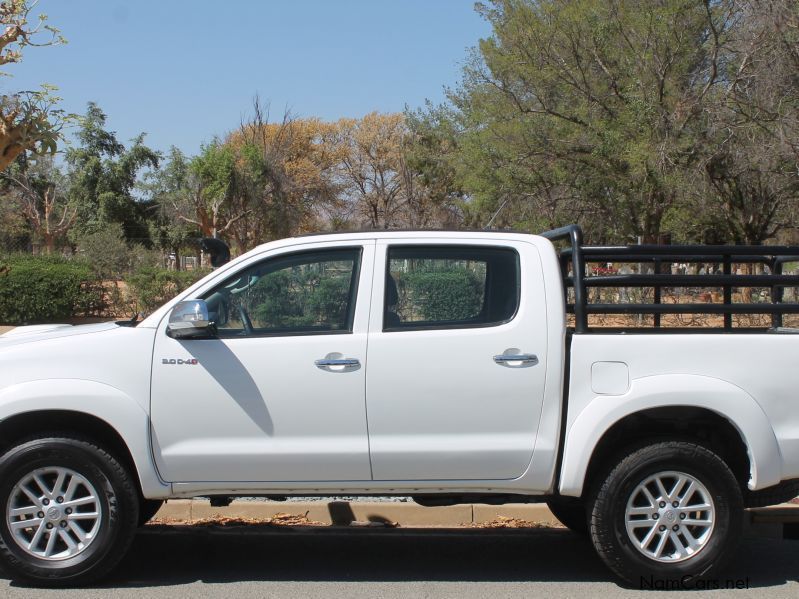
[2,526,798,598]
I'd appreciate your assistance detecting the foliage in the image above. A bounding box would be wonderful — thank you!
[78,226,121,279]
[2,153,75,252]
[76,222,160,279]
[1,1,796,255]
[142,101,467,256]
[326,111,464,230]
[443,0,738,242]
[180,141,238,239]
[697,0,799,244]
[229,98,344,248]
[143,146,200,258]
[0,164,29,249]
[396,268,484,321]
[124,266,209,314]
[249,265,351,328]
[66,103,160,243]
[333,112,409,229]
[404,102,465,228]
[0,254,100,324]
[0,1,69,172]
[410,0,799,245]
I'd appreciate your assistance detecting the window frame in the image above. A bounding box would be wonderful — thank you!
[382,244,521,333]
[201,246,363,339]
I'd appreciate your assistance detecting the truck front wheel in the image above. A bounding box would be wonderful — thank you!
[0,435,139,586]
[588,441,743,587]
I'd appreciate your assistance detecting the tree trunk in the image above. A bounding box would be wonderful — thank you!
[43,232,55,254]
[0,125,30,173]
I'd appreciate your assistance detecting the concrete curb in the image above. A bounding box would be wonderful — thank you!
[750,503,799,523]
[153,499,799,539]
[747,503,799,540]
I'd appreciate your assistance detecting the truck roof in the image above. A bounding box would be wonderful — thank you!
[290,228,535,241]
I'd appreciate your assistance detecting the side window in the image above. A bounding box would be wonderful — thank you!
[384,245,520,331]
[202,248,361,337]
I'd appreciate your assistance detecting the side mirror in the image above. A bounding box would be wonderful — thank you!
[167,300,216,339]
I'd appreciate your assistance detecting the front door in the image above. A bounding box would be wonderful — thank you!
[365,240,549,481]
[150,241,375,483]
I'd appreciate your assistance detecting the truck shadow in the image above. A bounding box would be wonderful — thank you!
[29,526,799,590]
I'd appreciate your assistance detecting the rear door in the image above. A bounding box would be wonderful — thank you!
[365,239,549,481]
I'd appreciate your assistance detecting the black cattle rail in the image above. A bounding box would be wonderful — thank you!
[540,224,799,334]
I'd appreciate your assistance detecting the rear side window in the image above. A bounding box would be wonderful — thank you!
[384,245,520,331]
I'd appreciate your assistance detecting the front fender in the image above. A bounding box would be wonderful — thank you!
[558,374,782,497]
[0,379,170,498]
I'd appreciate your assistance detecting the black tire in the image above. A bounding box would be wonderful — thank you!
[546,496,588,535]
[138,499,164,526]
[0,435,139,587]
[588,441,743,587]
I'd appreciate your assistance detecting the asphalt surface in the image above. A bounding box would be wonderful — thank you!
[1,526,798,598]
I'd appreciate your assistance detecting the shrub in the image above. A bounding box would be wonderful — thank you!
[0,255,102,324]
[76,224,163,279]
[249,267,351,328]
[125,267,210,315]
[75,224,131,279]
[397,268,484,321]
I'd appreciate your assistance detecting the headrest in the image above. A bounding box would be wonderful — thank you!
[385,274,399,306]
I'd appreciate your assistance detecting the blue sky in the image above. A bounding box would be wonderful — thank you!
[5,1,490,156]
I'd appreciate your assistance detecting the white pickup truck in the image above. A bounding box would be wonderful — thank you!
[1,225,798,587]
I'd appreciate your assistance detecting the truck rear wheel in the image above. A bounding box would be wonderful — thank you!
[588,441,742,587]
[0,435,139,586]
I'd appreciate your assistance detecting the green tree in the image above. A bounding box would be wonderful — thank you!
[66,103,159,243]
[447,0,735,242]
[143,146,199,268]
[404,102,465,228]
[167,140,244,242]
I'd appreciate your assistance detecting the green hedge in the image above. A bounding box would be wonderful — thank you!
[249,267,352,328]
[397,268,484,321]
[0,255,100,325]
[125,267,210,314]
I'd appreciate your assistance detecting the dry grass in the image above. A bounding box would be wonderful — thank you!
[148,511,326,527]
[466,516,560,529]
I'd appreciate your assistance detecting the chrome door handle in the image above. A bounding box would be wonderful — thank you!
[315,358,360,368]
[493,353,538,365]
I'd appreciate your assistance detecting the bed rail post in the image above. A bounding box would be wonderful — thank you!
[540,225,587,333]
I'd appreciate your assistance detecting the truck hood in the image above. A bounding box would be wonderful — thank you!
[0,322,121,348]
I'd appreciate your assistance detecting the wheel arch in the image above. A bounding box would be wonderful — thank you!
[0,380,170,498]
[558,374,782,497]
[0,410,135,482]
